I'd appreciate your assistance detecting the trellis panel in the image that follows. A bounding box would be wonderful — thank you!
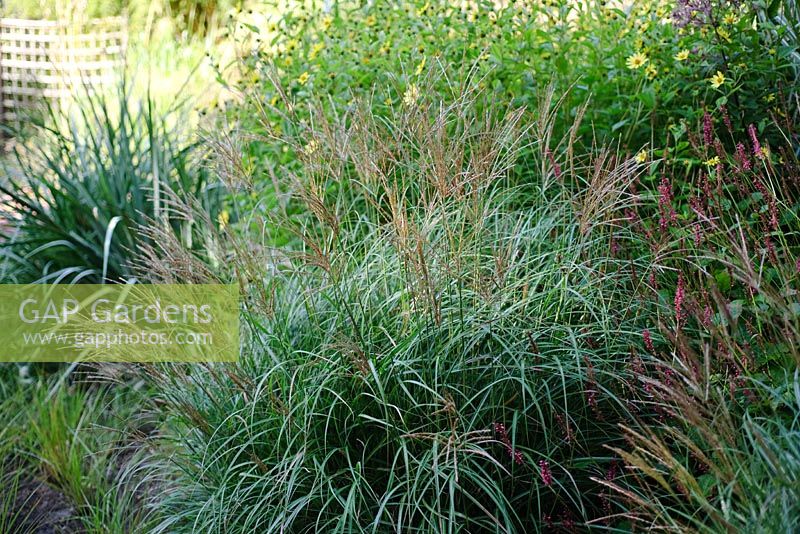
[0,16,126,124]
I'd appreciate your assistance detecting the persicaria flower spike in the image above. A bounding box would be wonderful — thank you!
[658,176,677,232]
[643,329,654,353]
[539,459,553,486]
[703,112,714,147]
[735,142,751,171]
[748,124,762,158]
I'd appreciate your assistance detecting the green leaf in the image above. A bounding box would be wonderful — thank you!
[638,87,656,109]
[714,270,732,292]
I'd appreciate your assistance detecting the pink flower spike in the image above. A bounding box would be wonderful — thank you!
[703,112,714,146]
[736,143,751,171]
[539,459,553,486]
[748,124,762,158]
[643,329,654,353]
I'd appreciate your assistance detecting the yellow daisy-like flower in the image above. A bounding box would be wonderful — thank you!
[674,49,690,61]
[709,71,726,89]
[218,210,230,229]
[415,56,426,76]
[384,97,393,106]
[365,14,377,26]
[626,52,648,70]
[704,156,721,166]
[403,83,420,106]
[723,13,738,25]
[635,150,648,163]
[309,42,325,60]
[322,16,333,31]
[645,64,658,80]
[760,146,770,159]
[297,71,310,85]
[717,28,731,42]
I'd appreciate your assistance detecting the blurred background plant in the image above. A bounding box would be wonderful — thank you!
[0,83,228,283]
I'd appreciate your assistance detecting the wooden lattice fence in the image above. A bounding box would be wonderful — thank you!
[0,16,127,125]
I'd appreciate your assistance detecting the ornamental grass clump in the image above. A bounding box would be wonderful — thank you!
[148,77,659,532]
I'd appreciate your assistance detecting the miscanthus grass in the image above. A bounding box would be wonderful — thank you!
[145,79,658,532]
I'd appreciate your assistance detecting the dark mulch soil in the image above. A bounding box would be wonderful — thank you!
[4,477,83,534]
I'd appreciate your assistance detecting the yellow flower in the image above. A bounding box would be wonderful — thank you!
[723,13,738,25]
[415,56,426,76]
[297,71,310,85]
[218,210,230,229]
[635,150,648,163]
[403,83,420,106]
[322,16,333,31]
[710,71,726,89]
[760,146,770,159]
[674,49,690,61]
[384,97,393,106]
[286,39,299,52]
[284,56,293,67]
[309,42,325,60]
[365,14,377,26]
[626,52,648,70]
[270,94,280,107]
[645,64,658,80]
[704,156,721,166]
[717,28,731,42]
[765,93,776,103]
